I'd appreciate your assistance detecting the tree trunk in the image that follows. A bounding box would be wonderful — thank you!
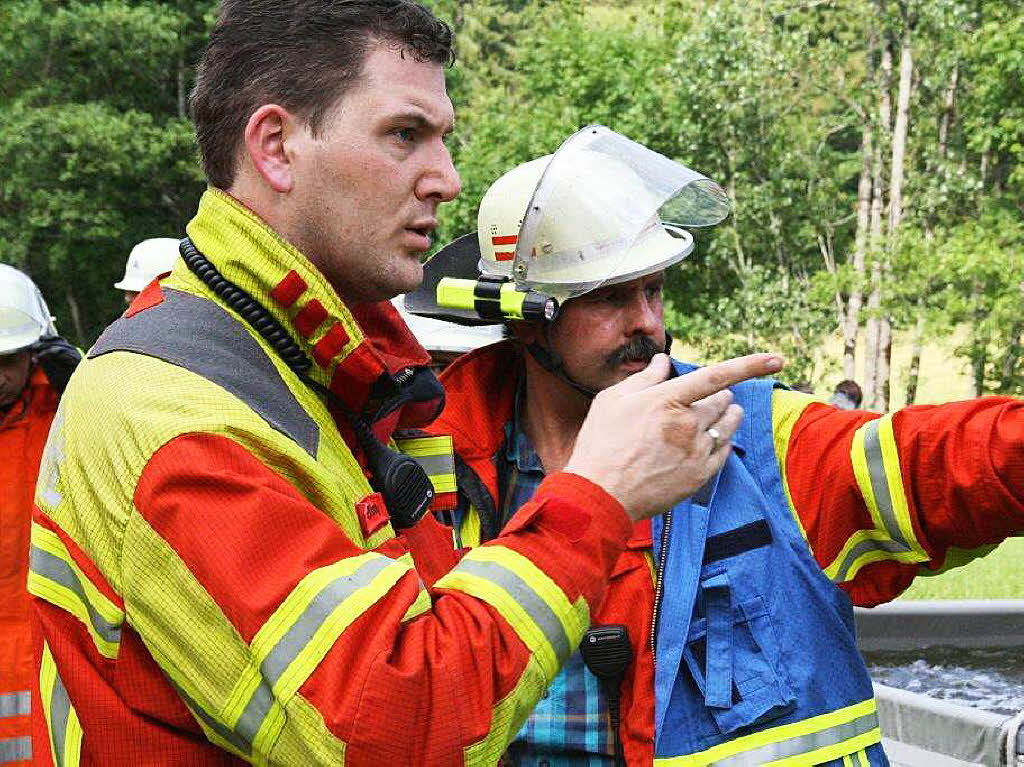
[905,309,926,405]
[872,26,913,412]
[64,286,85,346]
[938,62,958,158]
[864,29,893,408]
[970,279,986,397]
[844,119,872,381]
[177,49,187,119]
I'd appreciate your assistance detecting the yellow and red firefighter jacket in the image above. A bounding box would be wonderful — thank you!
[425,341,1024,765]
[27,189,633,766]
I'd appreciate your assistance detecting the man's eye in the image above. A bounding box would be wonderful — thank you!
[393,128,416,143]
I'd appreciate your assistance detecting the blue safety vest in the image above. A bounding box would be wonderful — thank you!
[651,361,886,766]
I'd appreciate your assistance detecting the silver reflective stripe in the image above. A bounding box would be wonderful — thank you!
[260,557,395,686]
[230,556,397,746]
[408,453,454,479]
[90,288,319,457]
[48,670,72,766]
[0,737,31,763]
[711,709,879,767]
[862,420,908,548]
[30,545,122,645]
[830,537,910,584]
[233,680,276,746]
[169,679,251,757]
[455,559,571,664]
[0,692,29,718]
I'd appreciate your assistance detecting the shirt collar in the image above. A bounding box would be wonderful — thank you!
[504,377,545,474]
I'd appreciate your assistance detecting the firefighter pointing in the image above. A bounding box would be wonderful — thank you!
[412,127,1024,764]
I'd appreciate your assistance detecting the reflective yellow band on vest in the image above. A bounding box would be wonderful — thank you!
[828,416,928,583]
[219,552,413,755]
[40,641,82,767]
[654,698,880,766]
[434,545,589,680]
[28,523,124,659]
[394,435,457,495]
[770,390,822,542]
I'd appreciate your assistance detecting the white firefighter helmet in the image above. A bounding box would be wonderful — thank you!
[0,264,57,354]
[393,296,503,354]
[114,238,180,292]
[477,125,731,300]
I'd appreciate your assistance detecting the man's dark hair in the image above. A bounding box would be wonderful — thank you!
[834,379,863,407]
[190,0,455,188]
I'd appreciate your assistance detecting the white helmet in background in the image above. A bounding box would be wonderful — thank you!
[114,238,180,292]
[392,297,503,354]
[0,264,56,354]
[477,125,731,300]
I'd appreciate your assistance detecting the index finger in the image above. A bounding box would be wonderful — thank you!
[657,353,784,405]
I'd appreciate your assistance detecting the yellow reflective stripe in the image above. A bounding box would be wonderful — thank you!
[218,552,412,754]
[764,729,879,767]
[464,655,548,765]
[770,390,821,541]
[434,545,589,680]
[28,523,123,659]
[842,754,854,767]
[874,416,927,558]
[830,416,928,583]
[654,698,879,766]
[39,641,83,767]
[461,504,483,548]
[394,435,457,494]
[397,551,432,622]
[823,528,923,583]
[919,544,998,576]
[401,585,432,622]
[856,747,870,766]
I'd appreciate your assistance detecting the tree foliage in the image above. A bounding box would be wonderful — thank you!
[1,0,1020,400]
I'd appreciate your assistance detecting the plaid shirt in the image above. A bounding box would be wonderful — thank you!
[497,386,617,766]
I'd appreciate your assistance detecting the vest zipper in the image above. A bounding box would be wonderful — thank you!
[650,510,672,663]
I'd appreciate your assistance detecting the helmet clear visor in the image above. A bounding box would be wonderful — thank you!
[512,125,730,299]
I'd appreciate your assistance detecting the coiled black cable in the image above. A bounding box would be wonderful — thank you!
[178,237,434,529]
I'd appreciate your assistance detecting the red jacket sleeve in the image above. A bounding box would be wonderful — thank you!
[773,391,1024,606]
[133,432,631,765]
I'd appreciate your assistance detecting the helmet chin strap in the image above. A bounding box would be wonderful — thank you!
[525,327,674,400]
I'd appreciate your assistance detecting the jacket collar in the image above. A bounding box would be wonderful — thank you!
[0,366,57,430]
[185,189,437,425]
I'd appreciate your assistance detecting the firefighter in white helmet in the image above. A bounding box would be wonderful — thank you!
[412,125,1024,765]
[114,237,180,304]
[0,264,80,765]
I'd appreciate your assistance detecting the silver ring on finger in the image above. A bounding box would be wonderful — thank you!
[707,426,722,453]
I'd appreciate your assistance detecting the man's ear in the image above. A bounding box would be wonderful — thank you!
[243,104,299,193]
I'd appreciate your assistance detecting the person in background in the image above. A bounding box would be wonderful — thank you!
[113,237,180,304]
[412,133,1024,765]
[831,379,864,410]
[0,264,80,766]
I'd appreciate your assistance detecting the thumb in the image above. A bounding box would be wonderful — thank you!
[606,353,671,396]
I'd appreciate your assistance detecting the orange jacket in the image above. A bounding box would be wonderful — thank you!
[29,189,633,765]
[427,342,1024,763]
[1,367,58,766]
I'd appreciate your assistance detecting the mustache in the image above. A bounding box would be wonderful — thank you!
[605,335,662,367]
